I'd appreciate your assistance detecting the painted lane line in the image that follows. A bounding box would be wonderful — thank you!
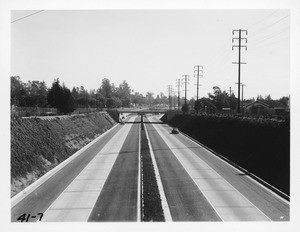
[144,123,172,222]
[11,122,119,208]
[152,121,271,221]
[137,121,141,222]
[41,116,136,222]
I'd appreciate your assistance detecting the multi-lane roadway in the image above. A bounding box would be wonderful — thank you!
[11,114,289,222]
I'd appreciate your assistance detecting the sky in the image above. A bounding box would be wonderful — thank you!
[11,9,290,100]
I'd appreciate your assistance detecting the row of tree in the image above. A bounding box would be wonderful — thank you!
[11,76,289,115]
[10,76,170,114]
[177,86,289,114]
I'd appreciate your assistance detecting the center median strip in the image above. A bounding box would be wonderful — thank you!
[142,122,172,221]
[140,121,166,221]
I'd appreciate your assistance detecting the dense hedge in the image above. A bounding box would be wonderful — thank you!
[140,123,165,221]
[168,115,290,195]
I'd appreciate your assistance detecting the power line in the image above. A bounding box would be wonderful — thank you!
[247,10,279,29]
[250,26,290,46]
[250,35,289,51]
[248,14,290,38]
[204,34,232,69]
[11,10,45,24]
[205,49,232,71]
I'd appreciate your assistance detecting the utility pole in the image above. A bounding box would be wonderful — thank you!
[182,75,190,106]
[241,83,246,113]
[167,85,172,110]
[194,65,203,114]
[232,29,247,114]
[228,87,233,114]
[176,79,181,110]
[235,82,246,114]
[172,90,176,109]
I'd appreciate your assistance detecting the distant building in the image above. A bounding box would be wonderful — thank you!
[244,99,290,117]
[244,100,272,115]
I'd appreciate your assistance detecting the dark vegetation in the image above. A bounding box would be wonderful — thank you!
[140,123,165,221]
[11,76,170,116]
[192,86,289,114]
[11,112,115,196]
[168,114,290,195]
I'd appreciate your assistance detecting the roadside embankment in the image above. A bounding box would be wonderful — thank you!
[11,112,116,197]
[167,114,290,195]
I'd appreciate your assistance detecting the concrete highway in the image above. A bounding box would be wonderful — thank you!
[145,115,289,221]
[11,115,140,222]
[11,113,289,222]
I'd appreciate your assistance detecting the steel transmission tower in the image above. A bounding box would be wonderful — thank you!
[182,75,190,106]
[232,29,247,114]
[194,65,203,114]
[176,79,181,110]
[167,85,173,110]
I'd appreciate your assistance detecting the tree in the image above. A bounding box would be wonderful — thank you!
[47,79,63,109]
[11,76,27,106]
[198,97,217,113]
[132,92,145,106]
[71,87,79,108]
[47,79,74,114]
[25,80,48,107]
[278,96,289,107]
[146,92,154,106]
[100,78,113,99]
[60,85,75,114]
[182,103,189,113]
[98,78,114,108]
[116,80,131,107]
[159,92,168,105]
[153,95,161,105]
[208,86,229,111]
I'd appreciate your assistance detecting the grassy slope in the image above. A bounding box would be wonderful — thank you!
[11,112,116,197]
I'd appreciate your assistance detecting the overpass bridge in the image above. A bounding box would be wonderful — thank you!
[106,108,177,123]
[118,108,168,114]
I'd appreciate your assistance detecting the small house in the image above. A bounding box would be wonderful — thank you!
[244,100,272,115]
